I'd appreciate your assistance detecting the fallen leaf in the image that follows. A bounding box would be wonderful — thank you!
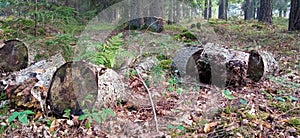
[49,119,57,132]
[204,122,218,133]
[222,90,235,100]
[248,104,256,115]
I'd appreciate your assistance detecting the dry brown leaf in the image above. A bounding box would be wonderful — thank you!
[204,122,218,133]
[252,120,272,129]
[49,119,57,132]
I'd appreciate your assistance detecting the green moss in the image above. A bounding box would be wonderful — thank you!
[289,118,300,133]
[174,30,197,42]
[159,60,172,69]
[289,117,300,126]
[268,102,294,113]
[164,24,186,31]
[245,112,257,120]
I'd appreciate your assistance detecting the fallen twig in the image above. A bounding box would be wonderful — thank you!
[135,68,159,132]
[277,106,300,118]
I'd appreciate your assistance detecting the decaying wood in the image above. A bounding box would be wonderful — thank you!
[171,43,279,87]
[95,64,125,109]
[247,50,279,81]
[47,61,98,116]
[0,39,28,72]
[0,53,65,110]
[47,61,125,117]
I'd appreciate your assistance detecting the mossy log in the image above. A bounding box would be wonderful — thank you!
[0,39,28,72]
[171,43,279,87]
[47,61,125,117]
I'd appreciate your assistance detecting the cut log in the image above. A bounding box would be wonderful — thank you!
[171,43,279,87]
[47,61,99,116]
[0,53,65,110]
[0,39,28,72]
[247,50,279,82]
[47,61,125,117]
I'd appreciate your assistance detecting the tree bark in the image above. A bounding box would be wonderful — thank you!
[168,0,174,23]
[175,0,181,22]
[204,0,208,19]
[244,0,254,20]
[218,0,228,20]
[258,0,272,24]
[171,43,279,87]
[288,0,300,31]
[208,0,212,18]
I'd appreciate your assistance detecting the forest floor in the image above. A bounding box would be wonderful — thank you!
[0,17,299,137]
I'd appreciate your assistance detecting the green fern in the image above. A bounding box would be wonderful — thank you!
[80,33,124,68]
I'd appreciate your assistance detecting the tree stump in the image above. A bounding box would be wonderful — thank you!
[0,39,28,72]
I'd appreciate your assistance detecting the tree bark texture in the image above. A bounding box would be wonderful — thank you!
[258,0,272,24]
[288,0,300,31]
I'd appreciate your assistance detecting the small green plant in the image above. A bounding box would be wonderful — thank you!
[151,65,164,83]
[224,106,231,114]
[262,90,273,100]
[80,94,94,107]
[78,108,115,128]
[221,89,235,100]
[167,76,182,94]
[267,76,300,91]
[8,110,35,125]
[289,118,300,127]
[63,108,71,120]
[167,124,185,131]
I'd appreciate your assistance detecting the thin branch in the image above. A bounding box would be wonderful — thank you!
[135,68,159,132]
[277,106,300,118]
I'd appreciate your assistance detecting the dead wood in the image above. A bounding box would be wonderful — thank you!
[0,39,28,72]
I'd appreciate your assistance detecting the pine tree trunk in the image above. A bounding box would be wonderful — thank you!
[288,0,300,31]
[258,0,272,24]
[204,0,208,19]
[208,0,212,18]
[218,0,225,19]
[244,0,253,20]
[176,0,181,22]
[168,0,174,22]
[218,0,227,20]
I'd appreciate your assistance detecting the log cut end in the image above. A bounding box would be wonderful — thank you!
[0,39,28,72]
[47,61,98,116]
[247,50,279,82]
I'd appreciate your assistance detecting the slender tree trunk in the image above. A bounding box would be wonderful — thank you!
[251,0,256,18]
[34,0,38,36]
[225,0,228,19]
[283,10,287,17]
[258,0,272,24]
[208,0,212,18]
[279,10,282,17]
[218,0,225,19]
[244,0,254,20]
[168,0,174,23]
[176,0,181,21]
[204,0,208,19]
[288,0,300,31]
